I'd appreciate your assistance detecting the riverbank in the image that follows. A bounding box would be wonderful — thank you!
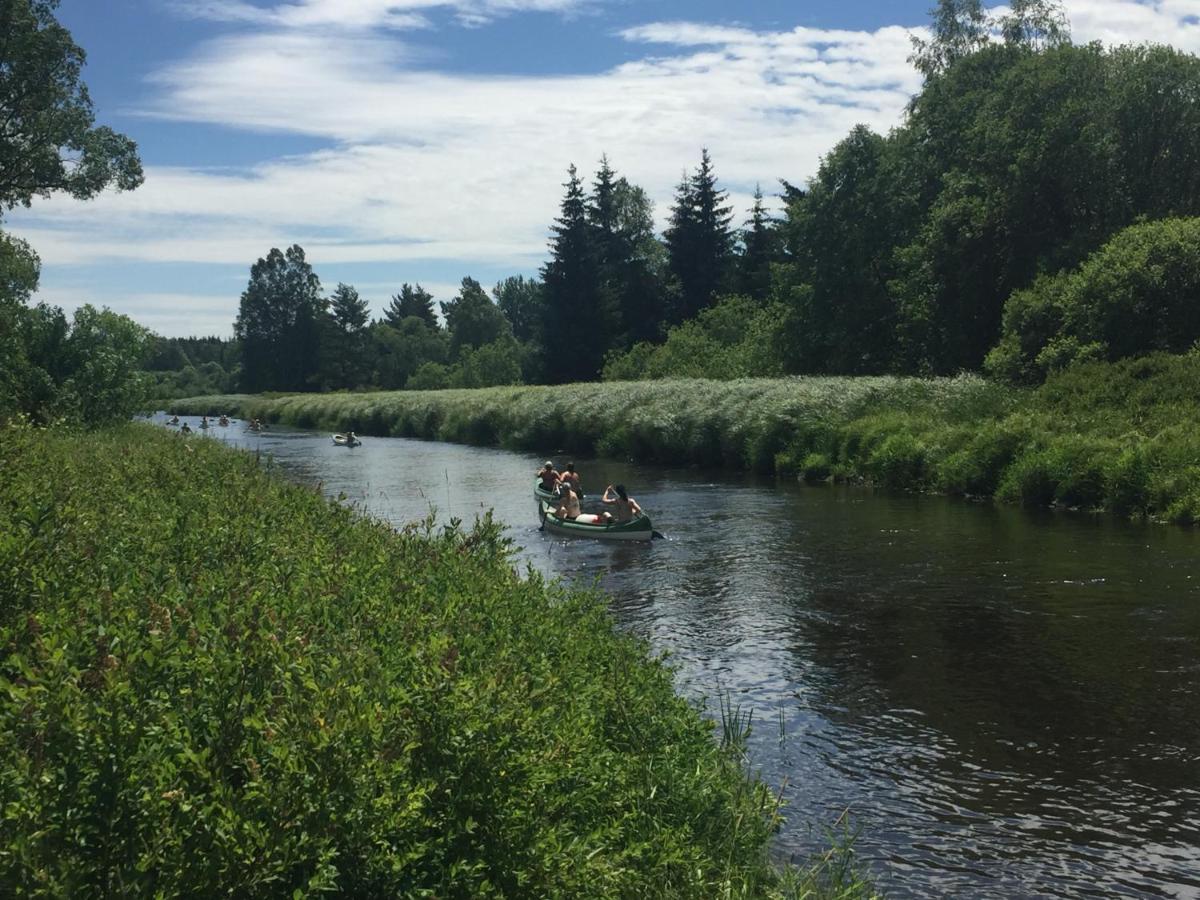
[171,352,1200,524]
[0,422,873,898]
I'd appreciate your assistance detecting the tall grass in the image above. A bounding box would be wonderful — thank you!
[0,421,878,898]
[170,352,1200,522]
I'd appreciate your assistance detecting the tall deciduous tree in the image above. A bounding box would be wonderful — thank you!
[0,0,142,211]
[441,276,510,357]
[234,245,326,392]
[778,126,908,373]
[384,283,438,329]
[541,164,616,383]
[909,0,991,78]
[493,275,543,344]
[664,149,733,324]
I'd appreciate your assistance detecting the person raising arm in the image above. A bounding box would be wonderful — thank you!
[601,484,641,522]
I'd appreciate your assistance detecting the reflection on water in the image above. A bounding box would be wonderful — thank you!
[160,415,1200,899]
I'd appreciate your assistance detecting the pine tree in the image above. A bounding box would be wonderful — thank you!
[736,185,781,303]
[665,149,734,324]
[330,283,369,333]
[540,165,616,383]
[384,283,438,329]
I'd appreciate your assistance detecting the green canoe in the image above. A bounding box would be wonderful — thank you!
[537,499,653,542]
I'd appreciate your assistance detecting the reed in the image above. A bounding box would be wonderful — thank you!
[170,353,1200,522]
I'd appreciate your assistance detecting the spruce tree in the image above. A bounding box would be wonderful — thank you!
[330,283,369,333]
[736,185,781,303]
[665,149,734,324]
[540,165,615,383]
[384,283,438,329]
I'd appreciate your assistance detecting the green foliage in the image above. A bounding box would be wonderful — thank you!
[406,361,453,391]
[0,423,862,898]
[0,0,142,211]
[1,301,152,426]
[988,218,1200,382]
[665,149,734,325]
[371,317,449,390]
[442,277,511,357]
[169,356,1200,522]
[602,295,785,381]
[384,283,438,330]
[234,245,325,393]
[769,26,1200,377]
[540,165,618,383]
[777,126,908,374]
[492,275,543,345]
[452,335,525,389]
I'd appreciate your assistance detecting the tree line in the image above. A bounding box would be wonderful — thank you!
[10,0,1200,427]
[224,146,780,394]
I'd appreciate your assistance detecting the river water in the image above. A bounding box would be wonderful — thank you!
[166,416,1200,898]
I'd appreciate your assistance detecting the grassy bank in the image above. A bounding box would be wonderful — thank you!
[172,353,1200,524]
[0,422,872,898]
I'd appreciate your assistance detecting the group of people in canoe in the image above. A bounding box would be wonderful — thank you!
[537,460,642,525]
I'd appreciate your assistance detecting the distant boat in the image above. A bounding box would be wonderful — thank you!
[332,433,362,447]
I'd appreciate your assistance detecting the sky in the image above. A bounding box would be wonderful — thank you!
[9,0,1200,337]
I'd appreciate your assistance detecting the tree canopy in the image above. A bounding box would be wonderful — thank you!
[0,0,142,211]
[234,245,326,392]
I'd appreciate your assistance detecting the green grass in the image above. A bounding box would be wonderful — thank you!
[0,421,878,898]
[172,353,1200,523]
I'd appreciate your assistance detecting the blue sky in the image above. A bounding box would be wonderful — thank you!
[9,0,1200,336]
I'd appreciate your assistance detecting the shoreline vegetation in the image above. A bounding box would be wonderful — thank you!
[0,422,874,897]
[171,352,1200,526]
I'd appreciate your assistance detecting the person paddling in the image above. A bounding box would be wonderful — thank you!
[601,483,641,522]
[537,460,560,492]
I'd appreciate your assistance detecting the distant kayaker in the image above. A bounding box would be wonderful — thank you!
[537,461,559,491]
[601,484,641,522]
[180,422,192,434]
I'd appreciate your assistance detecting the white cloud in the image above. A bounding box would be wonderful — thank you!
[170,0,595,30]
[12,0,1200,327]
[15,18,921,272]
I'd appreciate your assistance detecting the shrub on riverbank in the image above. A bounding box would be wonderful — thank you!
[0,423,868,898]
[169,354,1200,522]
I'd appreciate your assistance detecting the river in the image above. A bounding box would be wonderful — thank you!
[165,415,1200,898]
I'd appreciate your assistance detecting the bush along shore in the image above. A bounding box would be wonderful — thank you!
[0,422,877,898]
[172,353,1200,525]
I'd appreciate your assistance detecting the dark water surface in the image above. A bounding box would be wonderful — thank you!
[165,416,1200,898]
